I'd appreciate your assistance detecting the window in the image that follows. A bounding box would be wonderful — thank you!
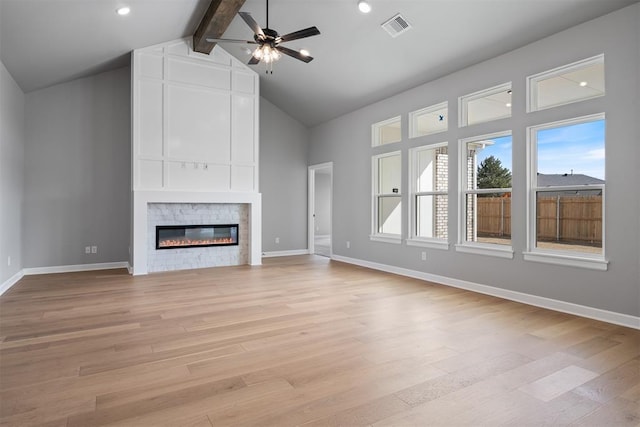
[457,131,513,258]
[459,83,512,127]
[407,143,449,249]
[372,151,402,242]
[409,102,448,138]
[528,55,604,112]
[525,114,607,270]
[372,116,401,146]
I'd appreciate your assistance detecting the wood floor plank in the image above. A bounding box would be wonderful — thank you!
[0,255,638,426]
[517,365,599,402]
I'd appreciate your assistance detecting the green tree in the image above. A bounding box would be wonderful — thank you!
[477,155,511,189]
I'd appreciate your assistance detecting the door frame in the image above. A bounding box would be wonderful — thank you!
[308,162,333,256]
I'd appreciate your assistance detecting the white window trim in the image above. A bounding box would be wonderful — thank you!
[409,101,448,138]
[370,234,402,244]
[372,116,402,147]
[407,239,449,250]
[457,130,514,258]
[458,82,512,127]
[526,54,605,113]
[455,242,514,259]
[371,150,402,242]
[525,113,607,270]
[406,142,449,250]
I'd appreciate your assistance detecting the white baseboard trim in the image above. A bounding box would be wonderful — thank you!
[332,254,640,330]
[23,262,130,276]
[262,249,310,258]
[0,270,25,297]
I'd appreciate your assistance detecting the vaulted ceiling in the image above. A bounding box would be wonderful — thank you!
[1,0,636,127]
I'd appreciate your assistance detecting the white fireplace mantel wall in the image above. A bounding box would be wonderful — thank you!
[131,38,261,275]
[132,191,261,275]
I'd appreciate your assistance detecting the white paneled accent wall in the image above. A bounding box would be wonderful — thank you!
[133,38,259,192]
[131,39,261,275]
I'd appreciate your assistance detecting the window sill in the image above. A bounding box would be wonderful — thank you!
[455,243,514,259]
[370,234,402,244]
[406,238,449,250]
[523,251,608,271]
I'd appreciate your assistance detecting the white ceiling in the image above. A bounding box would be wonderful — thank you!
[1,0,636,127]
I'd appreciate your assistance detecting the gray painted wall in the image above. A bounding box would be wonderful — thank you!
[0,60,25,283]
[260,97,309,252]
[23,67,131,268]
[309,5,640,317]
[314,172,331,235]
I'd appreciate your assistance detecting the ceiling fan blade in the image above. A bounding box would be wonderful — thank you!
[279,26,320,43]
[238,12,265,38]
[276,45,314,63]
[248,55,261,65]
[206,38,257,44]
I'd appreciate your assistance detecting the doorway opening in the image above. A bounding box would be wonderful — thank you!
[308,163,333,257]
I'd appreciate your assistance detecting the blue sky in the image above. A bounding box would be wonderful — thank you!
[474,119,605,180]
[537,119,605,180]
[476,135,512,172]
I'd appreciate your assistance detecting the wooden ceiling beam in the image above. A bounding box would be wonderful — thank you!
[193,0,246,54]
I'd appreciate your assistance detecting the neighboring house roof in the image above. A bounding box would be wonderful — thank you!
[537,173,603,196]
[537,173,604,187]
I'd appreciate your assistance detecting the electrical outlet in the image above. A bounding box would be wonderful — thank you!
[85,246,91,254]
[91,246,97,254]
[7,256,10,266]
[346,241,351,249]
[275,237,280,244]
[421,251,427,261]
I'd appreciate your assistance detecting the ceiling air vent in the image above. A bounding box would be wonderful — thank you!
[381,13,411,38]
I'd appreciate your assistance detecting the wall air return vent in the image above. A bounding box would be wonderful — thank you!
[381,13,411,38]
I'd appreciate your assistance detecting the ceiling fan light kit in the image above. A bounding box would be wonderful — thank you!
[206,0,320,74]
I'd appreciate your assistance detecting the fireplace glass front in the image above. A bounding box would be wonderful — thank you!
[156,224,238,249]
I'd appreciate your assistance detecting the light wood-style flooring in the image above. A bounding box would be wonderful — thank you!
[1,255,638,426]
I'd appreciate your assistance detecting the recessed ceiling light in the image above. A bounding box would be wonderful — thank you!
[506,103,512,107]
[300,49,310,57]
[358,0,372,13]
[579,81,588,87]
[116,6,130,16]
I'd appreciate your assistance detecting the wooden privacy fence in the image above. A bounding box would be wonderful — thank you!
[476,195,602,245]
[477,197,511,237]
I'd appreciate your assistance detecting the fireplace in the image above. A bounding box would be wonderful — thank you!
[156,224,239,250]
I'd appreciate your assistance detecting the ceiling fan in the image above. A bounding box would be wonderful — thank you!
[206,0,320,73]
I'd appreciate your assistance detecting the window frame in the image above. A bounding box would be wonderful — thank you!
[371,150,402,243]
[526,54,605,113]
[409,102,448,138]
[456,130,514,258]
[406,142,449,250]
[372,116,402,147]
[524,113,608,270]
[459,82,512,127]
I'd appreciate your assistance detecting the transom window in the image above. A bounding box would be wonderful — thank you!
[459,83,512,127]
[528,55,604,112]
[409,102,448,138]
[525,114,606,269]
[372,116,401,146]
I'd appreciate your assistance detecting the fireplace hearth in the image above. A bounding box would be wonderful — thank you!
[156,224,239,250]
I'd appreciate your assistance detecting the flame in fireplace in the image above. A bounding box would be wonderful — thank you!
[158,237,236,248]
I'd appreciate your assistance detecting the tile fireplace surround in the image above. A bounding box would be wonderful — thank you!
[147,203,248,273]
[132,191,262,275]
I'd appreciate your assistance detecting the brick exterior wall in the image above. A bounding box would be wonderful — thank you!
[435,147,448,239]
[466,149,476,241]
